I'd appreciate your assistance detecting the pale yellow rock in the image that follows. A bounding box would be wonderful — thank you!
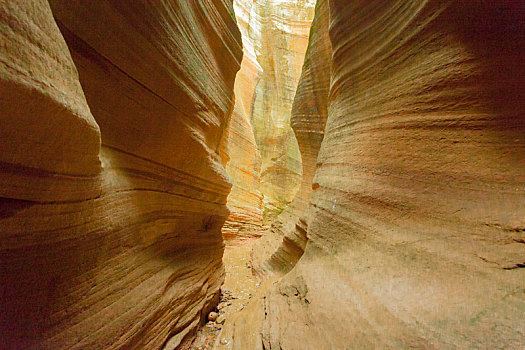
[221,0,264,243]
[222,0,317,241]
[252,0,332,277]
[237,0,316,220]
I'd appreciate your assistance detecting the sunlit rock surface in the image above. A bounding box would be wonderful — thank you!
[222,0,316,240]
[221,0,264,244]
[0,1,242,349]
[219,1,525,348]
[252,0,331,276]
[248,0,316,220]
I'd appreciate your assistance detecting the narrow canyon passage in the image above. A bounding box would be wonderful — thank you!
[192,1,316,347]
[190,240,262,349]
[0,1,524,349]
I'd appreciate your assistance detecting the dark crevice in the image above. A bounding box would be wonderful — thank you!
[503,263,525,270]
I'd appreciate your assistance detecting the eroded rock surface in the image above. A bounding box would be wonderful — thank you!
[222,0,317,240]
[219,1,525,348]
[0,1,242,349]
[252,0,331,277]
[221,0,264,244]
[247,0,316,220]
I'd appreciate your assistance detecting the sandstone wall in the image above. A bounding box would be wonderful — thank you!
[249,0,316,220]
[252,0,331,276]
[221,0,264,243]
[0,1,242,349]
[219,1,525,348]
[222,0,317,241]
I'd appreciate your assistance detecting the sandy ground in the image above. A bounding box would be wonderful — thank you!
[190,240,260,349]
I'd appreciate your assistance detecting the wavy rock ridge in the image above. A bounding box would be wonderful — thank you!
[0,1,241,349]
[220,0,525,348]
[2,0,524,349]
[221,0,264,243]
[252,0,331,277]
[246,0,316,220]
[222,0,317,241]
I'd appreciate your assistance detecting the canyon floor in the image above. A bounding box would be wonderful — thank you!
[190,239,262,350]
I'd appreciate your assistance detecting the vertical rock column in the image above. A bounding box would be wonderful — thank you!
[251,0,332,276]
[249,0,316,220]
[221,0,316,242]
[221,0,264,244]
[0,0,242,349]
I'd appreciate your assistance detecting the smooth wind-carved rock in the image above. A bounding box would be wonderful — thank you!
[2,0,524,349]
[221,0,317,240]
[218,1,525,348]
[0,0,242,349]
[251,0,331,277]
[221,0,264,244]
[248,0,315,220]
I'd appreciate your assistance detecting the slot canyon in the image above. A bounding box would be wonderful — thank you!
[0,0,523,349]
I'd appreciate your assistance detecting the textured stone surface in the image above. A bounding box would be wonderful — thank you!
[222,0,317,240]
[248,0,316,220]
[0,0,101,182]
[221,0,264,244]
[219,1,525,348]
[0,1,241,349]
[252,0,331,276]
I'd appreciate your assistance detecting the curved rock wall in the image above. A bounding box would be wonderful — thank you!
[219,1,525,348]
[221,0,264,244]
[249,0,316,220]
[252,0,331,276]
[0,0,101,183]
[0,1,242,349]
[222,0,317,241]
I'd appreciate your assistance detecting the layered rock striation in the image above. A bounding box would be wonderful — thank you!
[252,0,331,276]
[222,0,317,240]
[0,1,242,349]
[220,1,525,348]
[221,0,264,243]
[248,0,316,220]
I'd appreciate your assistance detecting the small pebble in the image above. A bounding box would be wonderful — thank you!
[208,312,218,322]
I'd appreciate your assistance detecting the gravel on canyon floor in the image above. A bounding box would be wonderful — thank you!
[190,240,260,349]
